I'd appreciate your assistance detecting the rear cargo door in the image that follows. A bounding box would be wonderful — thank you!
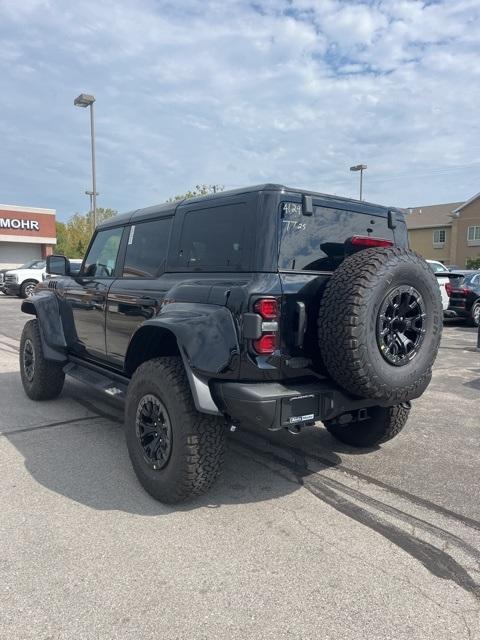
[277,198,396,371]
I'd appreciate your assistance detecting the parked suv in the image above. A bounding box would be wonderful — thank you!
[447,271,480,326]
[426,259,451,314]
[19,185,442,503]
[4,259,46,298]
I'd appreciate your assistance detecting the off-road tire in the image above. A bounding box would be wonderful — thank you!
[20,279,38,298]
[20,319,65,400]
[125,357,226,504]
[324,403,410,447]
[318,247,442,403]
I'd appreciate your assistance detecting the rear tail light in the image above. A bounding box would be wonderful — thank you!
[451,286,471,297]
[445,282,453,297]
[254,298,279,320]
[252,297,279,355]
[348,236,394,249]
[253,333,277,354]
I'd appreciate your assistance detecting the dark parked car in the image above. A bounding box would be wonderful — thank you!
[18,184,442,503]
[447,271,480,326]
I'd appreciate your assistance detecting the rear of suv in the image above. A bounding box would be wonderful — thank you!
[19,185,442,503]
[447,271,480,326]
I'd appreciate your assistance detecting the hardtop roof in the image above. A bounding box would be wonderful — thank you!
[98,184,404,229]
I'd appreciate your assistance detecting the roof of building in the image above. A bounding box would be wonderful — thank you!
[451,192,480,214]
[405,201,464,229]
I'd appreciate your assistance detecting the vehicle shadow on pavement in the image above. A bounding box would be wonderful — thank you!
[1,372,370,516]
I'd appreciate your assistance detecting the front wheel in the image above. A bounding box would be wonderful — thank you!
[21,280,38,298]
[125,357,226,503]
[20,319,65,400]
[324,403,410,447]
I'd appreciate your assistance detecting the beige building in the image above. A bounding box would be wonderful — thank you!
[406,193,480,267]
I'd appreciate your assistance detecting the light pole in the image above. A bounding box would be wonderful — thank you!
[85,190,99,228]
[350,164,367,201]
[74,93,97,227]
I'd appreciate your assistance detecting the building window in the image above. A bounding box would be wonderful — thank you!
[467,226,480,246]
[433,229,446,247]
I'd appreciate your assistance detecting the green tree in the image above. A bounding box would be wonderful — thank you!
[55,208,117,258]
[55,221,68,256]
[167,184,224,202]
[466,256,480,269]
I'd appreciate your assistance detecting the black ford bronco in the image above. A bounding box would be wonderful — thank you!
[19,185,442,503]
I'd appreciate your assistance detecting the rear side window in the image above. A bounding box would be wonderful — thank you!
[178,203,249,270]
[278,202,393,271]
[123,218,172,278]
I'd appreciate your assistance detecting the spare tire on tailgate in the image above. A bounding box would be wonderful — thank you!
[318,247,442,403]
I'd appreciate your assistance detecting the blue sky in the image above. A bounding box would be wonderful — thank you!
[0,0,479,221]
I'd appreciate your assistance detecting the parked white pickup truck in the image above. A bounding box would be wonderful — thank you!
[426,259,451,313]
[3,259,46,298]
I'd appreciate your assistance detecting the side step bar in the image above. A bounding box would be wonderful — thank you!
[64,360,128,400]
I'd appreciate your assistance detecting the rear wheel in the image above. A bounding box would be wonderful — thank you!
[20,319,65,400]
[324,403,410,447]
[125,357,226,503]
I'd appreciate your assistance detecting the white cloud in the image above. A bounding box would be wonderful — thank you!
[0,0,478,217]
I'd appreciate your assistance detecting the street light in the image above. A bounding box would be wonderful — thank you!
[74,93,97,228]
[85,190,99,226]
[350,164,367,201]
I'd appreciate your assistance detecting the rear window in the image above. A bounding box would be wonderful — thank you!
[428,261,449,274]
[278,202,393,271]
[178,203,250,270]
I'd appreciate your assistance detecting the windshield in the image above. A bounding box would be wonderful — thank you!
[19,260,46,270]
[428,261,449,273]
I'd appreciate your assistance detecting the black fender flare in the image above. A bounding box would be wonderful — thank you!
[21,292,68,362]
[126,303,240,415]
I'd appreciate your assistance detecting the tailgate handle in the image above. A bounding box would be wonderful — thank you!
[295,301,306,347]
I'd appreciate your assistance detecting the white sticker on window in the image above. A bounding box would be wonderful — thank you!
[128,226,135,245]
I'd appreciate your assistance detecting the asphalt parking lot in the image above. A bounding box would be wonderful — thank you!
[1,294,479,639]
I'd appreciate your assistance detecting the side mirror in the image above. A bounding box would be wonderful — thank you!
[47,255,70,276]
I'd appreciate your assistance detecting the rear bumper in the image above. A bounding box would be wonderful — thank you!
[447,305,469,319]
[211,378,393,431]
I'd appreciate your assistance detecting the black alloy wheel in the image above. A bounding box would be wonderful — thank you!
[377,285,426,366]
[135,394,173,471]
[22,338,36,381]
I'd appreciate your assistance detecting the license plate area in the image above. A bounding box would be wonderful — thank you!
[281,394,319,426]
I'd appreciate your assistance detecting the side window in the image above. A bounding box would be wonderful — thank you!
[123,218,172,278]
[178,203,248,270]
[83,227,123,277]
[467,226,480,245]
[433,229,446,246]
